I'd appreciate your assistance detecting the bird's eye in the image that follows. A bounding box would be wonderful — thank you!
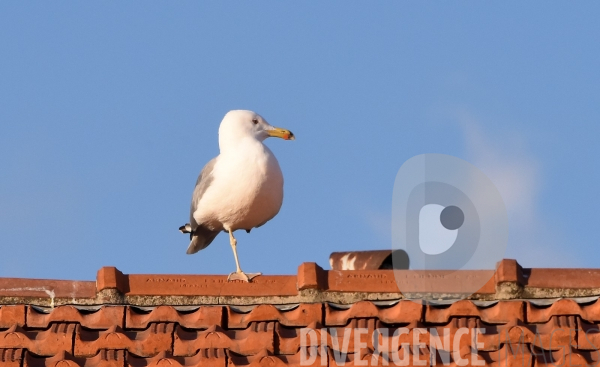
[252,118,259,125]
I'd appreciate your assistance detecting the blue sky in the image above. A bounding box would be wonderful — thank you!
[1,3,598,280]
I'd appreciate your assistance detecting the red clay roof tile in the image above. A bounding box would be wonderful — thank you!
[532,346,600,367]
[526,269,600,289]
[0,348,23,367]
[174,324,274,357]
[127,350,226,367]
[526,298,600,323]
[324,300,422,326]
[297,263,327,291]
[576,320,600,350]
[228,349,325,367]
[0,305,26,328]
[23,350,125,367]
[125,275,298,297]
[74,323,174,358]
[478,322,575,352]
[276,323,323,355]
[425,300,525,324]
[278,320,379,356]
[0,323,74,357]
[226,304,322,329]
[26,305,125,329]
[0,278,95,299]
[125,305,223,329]
[483,343,534,367]
[97,267,129,293]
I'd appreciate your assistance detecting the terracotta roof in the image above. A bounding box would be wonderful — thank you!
[1,259,600,366]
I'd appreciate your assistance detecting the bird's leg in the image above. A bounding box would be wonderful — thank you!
[229,229,242,273]
[226,228,261,282]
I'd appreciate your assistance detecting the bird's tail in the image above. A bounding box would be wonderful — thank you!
[179,223,192,233]
[180,224,220,254]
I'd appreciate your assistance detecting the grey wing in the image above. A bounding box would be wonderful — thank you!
[189,157,218,227]
[183,157,221,254]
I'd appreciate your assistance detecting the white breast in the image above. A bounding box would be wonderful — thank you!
[193,138,284,231]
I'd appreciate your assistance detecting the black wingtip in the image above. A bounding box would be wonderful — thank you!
[179,223,192,233]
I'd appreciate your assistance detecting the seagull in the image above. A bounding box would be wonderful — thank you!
[179,110,295,282]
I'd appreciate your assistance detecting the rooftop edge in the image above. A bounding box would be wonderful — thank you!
[1,259,600,307]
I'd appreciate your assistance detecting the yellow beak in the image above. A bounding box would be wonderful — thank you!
[267,127,295,140]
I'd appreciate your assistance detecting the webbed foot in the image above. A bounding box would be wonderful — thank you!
[227,271,262,282]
